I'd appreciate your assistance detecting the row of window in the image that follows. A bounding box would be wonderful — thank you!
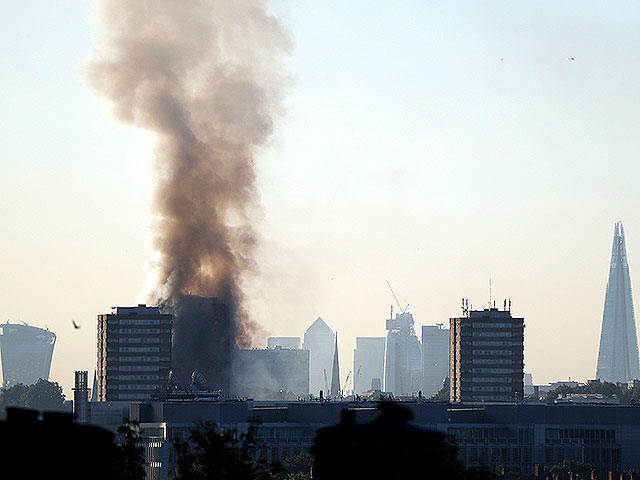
[117,375,160,380]
[118,338,161,343]
[119,356,170,362]
[471,377,513,383]
[472,368,515,374]
[472,359,513,365]
[118,384,158,390]
[119,347,161,353]
[472,341,522,346]
[471,332,515,337]
[471,323,515,329]
[118,328,162,334]
[117,365,161,371]
[472,386,513,392]
[472,350,515,356]
[118,319,162,325]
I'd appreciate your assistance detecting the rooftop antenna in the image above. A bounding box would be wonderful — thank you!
[489,278,492,308]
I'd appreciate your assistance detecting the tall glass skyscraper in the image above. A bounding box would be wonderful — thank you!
[596,222,640,383]
[0,322,56,387]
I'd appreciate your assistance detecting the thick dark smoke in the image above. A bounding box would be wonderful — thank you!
[87,1,290,357]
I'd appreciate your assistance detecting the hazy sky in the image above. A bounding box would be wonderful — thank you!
[2,1,640,396]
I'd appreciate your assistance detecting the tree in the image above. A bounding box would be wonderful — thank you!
[440,435,498,480]
[546,460,593,480]
[0,379,67,411]
[171,420,281,480]
[113,420,147,480]
[280,452,313,479]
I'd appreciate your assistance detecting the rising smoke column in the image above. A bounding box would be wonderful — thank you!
[86,1,290,349]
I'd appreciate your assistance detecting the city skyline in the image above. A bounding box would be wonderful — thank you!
[3,2,640,397]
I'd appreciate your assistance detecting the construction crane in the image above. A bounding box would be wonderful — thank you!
[386,281,409,313]
[343,370,352,394]
[354,365,362,392]
[323,369,329,395]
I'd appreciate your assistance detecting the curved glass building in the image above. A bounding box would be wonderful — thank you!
[0,322,56,387]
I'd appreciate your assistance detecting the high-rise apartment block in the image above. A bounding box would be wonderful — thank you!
[596,222,640,383]
[353,337,385,394]
[0,322,56,387]
[450,307,524,403]
[421,324,449,397]
[97,305,172,401]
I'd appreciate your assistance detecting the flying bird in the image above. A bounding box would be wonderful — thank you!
[72,320,80,329]
[568,57,575,60]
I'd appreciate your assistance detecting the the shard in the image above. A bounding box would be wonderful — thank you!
[596,222,640,383]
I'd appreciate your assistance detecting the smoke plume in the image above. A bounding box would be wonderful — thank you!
[87,0,290,347]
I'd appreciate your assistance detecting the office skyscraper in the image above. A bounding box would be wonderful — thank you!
[596,222,640,383]
[303,317,335,395]
[97,305,172,401]
[0,322,56,387]
[450,306,524,403]
[421,324,449,397]
[384,311,422,396]
[353,337,385,394]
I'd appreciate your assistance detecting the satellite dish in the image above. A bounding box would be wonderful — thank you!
[191,371,210,391]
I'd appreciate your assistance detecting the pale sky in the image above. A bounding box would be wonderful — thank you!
[2,1,640,397]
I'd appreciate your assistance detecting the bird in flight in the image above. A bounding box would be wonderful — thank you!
[72,320,80,329]
[568,57,575,60]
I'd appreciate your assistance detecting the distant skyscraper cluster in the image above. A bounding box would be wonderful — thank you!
[78,221,639,404]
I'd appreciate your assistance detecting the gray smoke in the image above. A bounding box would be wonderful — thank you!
[87,0,290,347]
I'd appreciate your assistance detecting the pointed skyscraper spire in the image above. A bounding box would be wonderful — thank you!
[596,222,640,383]
[330,334,340,397]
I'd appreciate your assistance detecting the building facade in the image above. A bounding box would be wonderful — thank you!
[267,337,301,350]
[302,317,335,396]
[450,307,524,403]
[83,400,640,480]
[0,322,56,387]
[384,311,422,396]
[421,324,449,397]
[231,348,309,398]
[352,337,385,394]
[97,305,172,401]
[596,222,640,383]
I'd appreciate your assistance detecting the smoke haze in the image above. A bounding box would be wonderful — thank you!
[86,0,290,347]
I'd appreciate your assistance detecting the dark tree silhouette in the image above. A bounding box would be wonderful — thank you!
[546,460,593,480]
[171,420,281,480]
[279,452,313,478]
[0,379,67,411]
[113,420,146,480]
